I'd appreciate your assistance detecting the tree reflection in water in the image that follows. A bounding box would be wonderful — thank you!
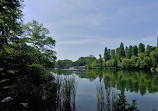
[56,75,77,111]
[96,77,139,111]
[97,80,105,111]
[0,73,77,111]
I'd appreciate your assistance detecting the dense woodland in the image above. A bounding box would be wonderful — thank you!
[0,1,59,110]
[56,42,158,71]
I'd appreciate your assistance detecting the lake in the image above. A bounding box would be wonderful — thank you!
[52,69,158,111]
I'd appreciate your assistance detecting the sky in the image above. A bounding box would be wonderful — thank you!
[23,0,158,61]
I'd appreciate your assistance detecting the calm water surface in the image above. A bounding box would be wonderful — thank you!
[52,69,158,111]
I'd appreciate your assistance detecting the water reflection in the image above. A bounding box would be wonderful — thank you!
[0,74,59,110]
[1,69,158,110]
[53,69,158,95]
[56,75,77,111]
[97,80,105,111]
[0,72,78,111]
[96,79,139,111]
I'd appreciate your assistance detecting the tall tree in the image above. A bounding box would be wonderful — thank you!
[125,46,128,57]
[132,45,138,56]
[111,49,115,59]
[98,54,103,66]
[104,47,110,61]
[116,48,120,59]
[138,43,145,53]
[127,45,132,59]
[0,0,23,47]
[118,42,125,59]
[146,45,154,56]
[108,49,111,60]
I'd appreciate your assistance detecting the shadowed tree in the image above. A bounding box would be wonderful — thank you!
[116,48,120,59]
[146,45,154,56]
[138,43,145,53]
[118,42,125,59]
[132,45,138,56]
[127,45,132,59]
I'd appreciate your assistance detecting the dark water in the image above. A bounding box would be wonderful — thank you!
[53,69,158,111]
[1,69,158,111]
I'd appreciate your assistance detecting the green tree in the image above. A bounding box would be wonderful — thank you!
[91,59,99,68]
[119,58,131,69]
[125,46,128,57]
[127,45,132,59]
[23,20,56,50]
[75,57,86,66]
[137,53,145,68]
[0,0,23,47]
[23,20,56,62]
[131,55,138,68]
[132,45,138,56]
[104,47,110,61]
[116,48,120,59]
[55,60,73,69]
[108,49,111,59]
[146,45,154,56]
[150,49,158,66]
[111,58,117,67]
[86,55,96,68]
[143,56,152,68]
[111,49,115,59]
[118,42,125,59]
[98,54,103,67]
[106,60,111,67]
[138,43,145,53]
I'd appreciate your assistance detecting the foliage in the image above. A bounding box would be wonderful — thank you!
[111,49,115,59]
[104,47,111,61]
[150,49,158,66]
[118,58,131,69]
[98,54,103,67]
[74,57,86,66]
[0,1,57,110]
[22,20,56,62]
[132,45,138,56]
[0,0,23,47]
[125,46,128,57]
[55,60,73,69]
[118,42,125,59]
[112,94,139,111]
[22,20,56,50]
[127,45,132,59]
[138,43,145,53]
[56,40,158,70]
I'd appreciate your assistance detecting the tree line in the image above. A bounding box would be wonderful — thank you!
[56,42,158,71]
